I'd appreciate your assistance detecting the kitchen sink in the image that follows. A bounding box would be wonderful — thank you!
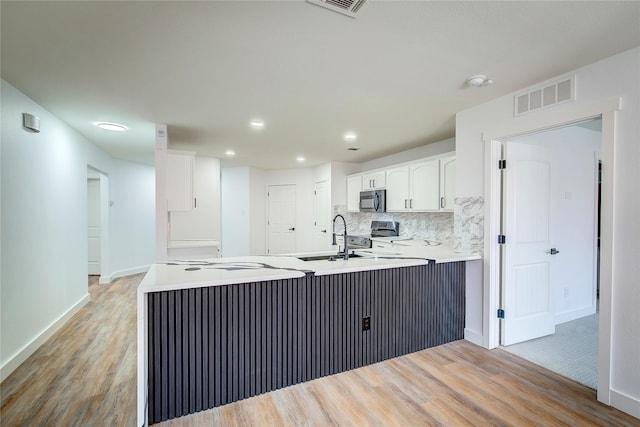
[297,253,362,261]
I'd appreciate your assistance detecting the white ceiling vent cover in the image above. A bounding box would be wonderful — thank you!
[307,0,369,18]
[514,75,575,116]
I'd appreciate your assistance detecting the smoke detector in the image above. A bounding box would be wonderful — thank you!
[307,0,369,18]
[466,74,493,88]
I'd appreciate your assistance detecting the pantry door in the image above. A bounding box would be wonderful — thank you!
[501,142,556,346]
[267,185,297,254]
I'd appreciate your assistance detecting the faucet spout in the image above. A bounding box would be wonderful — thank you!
[332,214,349,260]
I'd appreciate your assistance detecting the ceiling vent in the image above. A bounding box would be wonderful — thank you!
[307,0,369,18]
[514,75,575,116]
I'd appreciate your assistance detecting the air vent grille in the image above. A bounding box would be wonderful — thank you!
[308,0,369,18]
[514,76,575,116]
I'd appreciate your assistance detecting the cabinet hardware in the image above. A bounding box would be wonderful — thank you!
[405,199,408,209]
[440,197,445,208]
[194,198,197,208]
[547,248,560,255]
[409,199,413,209]
[289,227,296,231]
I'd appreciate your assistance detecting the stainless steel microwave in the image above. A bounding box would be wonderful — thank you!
[359,189,386,212]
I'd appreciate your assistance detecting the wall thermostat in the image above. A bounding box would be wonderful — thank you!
[23,113,40,133]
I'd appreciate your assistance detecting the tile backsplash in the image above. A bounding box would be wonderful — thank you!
[333,205,454,242]
[453,196,484,254]
[333,196,484,254]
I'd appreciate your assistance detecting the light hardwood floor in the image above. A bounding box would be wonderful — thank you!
[1,274,638,427]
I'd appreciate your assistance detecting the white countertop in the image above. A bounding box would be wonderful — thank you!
[138,242,481,293]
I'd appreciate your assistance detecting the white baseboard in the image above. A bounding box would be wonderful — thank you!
[555,305,597,325]
[100,265,150,285]
[464,328,484,347]
[611,388,640,420]
[0,293,90,383]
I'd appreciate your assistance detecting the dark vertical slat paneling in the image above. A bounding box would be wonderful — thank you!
[249,282,256,398]
[147,263,466,424]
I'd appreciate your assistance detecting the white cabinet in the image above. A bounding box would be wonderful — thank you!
[346,153,455,213]
[439,156,456,211]
[384,156,454,212]
[385,166,410,211]
[409,159,440,211]
[167,150,195,212]
[362,170,386,189]
[347,175,362,212]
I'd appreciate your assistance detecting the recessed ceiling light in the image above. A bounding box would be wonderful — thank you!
[466,74,493,88]
[96,122,127,132]
[296,156,305,163]
[250,119,264,128]
[344,132,357,142]
[225,149,236,157]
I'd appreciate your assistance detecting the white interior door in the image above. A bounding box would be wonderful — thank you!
[87,178,101,275]
[313,180,330,251]
[267,185,296,254]
[502,142,556,346]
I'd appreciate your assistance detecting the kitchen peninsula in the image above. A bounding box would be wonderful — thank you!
[137,244,480,425]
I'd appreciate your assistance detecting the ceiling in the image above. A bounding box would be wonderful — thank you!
[2,1,638,169]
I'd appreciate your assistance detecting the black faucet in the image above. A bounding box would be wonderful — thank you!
[332,214,349,260]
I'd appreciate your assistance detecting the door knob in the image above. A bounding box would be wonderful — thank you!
[547,248,560,255]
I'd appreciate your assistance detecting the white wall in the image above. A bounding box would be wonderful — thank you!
[360,138,455,171]
[509,124,601,324]
[249,167,266,255]
[110,159,156,278]
[456,47,640,416]
[0,80,155,380]
[221,167,250,257]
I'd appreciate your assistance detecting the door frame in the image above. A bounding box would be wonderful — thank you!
[87,165,110,284]
[483,97,620,404]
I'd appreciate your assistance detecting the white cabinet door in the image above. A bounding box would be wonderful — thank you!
[385,166,409,211]
[347,175,362,212]
[167,151,195,212]
[440,156,456,211]
[362,170,386,189]
[409,159,440,211]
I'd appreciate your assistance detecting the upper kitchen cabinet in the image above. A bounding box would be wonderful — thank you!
[167,150,195,211]
[386,159,439,211]
[439,156,456,211]
[409,159,440,210]
[385,166,410,211]
[347,175,362,212]
[362,170,386,190]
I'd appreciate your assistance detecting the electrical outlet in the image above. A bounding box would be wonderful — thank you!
[362,316,371,331]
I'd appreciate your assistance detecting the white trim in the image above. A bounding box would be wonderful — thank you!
[484,139,502,349]
[464,328,483,346]
[554,306,597,325]
[0,293,90,383]
[610,389,640,419]
[101,265,151,284]
[483,97,620,407]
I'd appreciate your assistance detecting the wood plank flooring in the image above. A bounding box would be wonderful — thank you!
[2,273,638,427]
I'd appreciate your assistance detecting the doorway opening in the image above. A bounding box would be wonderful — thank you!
[87,166,109,286]
[498,119,602,389]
